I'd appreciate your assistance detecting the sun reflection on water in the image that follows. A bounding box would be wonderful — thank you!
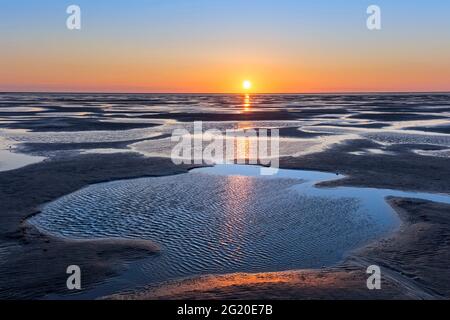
[243,94,251,112]
[218,175,256,261]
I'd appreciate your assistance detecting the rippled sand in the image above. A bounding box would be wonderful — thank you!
[1,93,449,299]
[27,165,411,297]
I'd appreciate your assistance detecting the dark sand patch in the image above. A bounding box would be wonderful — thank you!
[138,109,348,122]
[0,111,43,117]
[374,108,450,113]
[355,198,450,298]
[43,105,104,114]
[312,122,390,129]
[278,127,333,138]
[405,125,450,135]
[349,113,443,122]
[0,227,159,300]
[280,139,450,194]
[1,118,160,132]
[141,111,300,122]
[384,143,448,153]
[18,134,171,154]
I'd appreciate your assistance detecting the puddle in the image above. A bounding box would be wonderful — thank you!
[348,148,396,156]
[413,149,450,158]
[0,149,45,172]
[27,164,450,299]
[80,148,134,155]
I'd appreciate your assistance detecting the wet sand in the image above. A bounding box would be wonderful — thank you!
[4,118,160,132]
[405,125,450,135]
[281,139,450,194]
[17,134,171,154]
[1,149,449,299]
[1,93,449,299]
[110,198,450,300]
[0,153,197,299]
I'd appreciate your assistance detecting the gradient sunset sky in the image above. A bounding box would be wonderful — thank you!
[1,0,449,93]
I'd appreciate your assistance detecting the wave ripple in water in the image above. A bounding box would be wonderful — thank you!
[28,165,408,296]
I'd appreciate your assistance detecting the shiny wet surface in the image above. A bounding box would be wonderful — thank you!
[27,164,450,299]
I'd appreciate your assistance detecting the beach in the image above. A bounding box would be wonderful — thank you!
[0,93,449,299]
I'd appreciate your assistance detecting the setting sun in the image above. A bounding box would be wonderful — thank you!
[243,80,252,91]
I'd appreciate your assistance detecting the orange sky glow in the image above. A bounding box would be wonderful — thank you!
[1,1,449,93]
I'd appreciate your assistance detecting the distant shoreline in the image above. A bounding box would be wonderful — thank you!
[1,91,450,95]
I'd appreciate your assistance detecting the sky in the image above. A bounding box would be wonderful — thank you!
[0,0,449,93]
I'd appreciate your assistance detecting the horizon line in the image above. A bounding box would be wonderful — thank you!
[1,90,450,95]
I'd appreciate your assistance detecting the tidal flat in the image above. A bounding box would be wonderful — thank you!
[0,93,449,299]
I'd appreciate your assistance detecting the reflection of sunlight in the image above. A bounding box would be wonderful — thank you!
[243,94,251,112]
[218,175,256,260]
[237,121,253,130]
[236,133,258,163]
[225,122,259,164]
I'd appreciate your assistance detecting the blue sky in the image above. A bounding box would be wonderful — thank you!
[1,0,449,92]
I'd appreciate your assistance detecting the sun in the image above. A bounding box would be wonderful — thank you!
[243,80,252,91]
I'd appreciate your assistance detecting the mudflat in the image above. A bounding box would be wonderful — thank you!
[0,93,449,299]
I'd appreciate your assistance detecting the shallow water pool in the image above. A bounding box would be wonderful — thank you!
[28,164,450,299]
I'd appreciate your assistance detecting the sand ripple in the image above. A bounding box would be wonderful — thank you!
[29,168,391,285]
